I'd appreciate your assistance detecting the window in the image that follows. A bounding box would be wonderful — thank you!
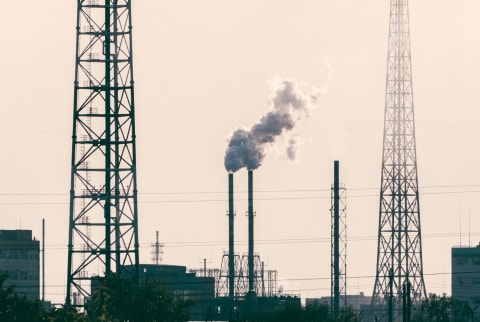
[456,277,467,286]
[9,271,17,280]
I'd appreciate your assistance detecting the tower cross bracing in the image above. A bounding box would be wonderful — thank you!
[371,0,427,320]
[66,0,140,306]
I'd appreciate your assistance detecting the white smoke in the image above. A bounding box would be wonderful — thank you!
[224,78,321,172]
[286,136,299,161]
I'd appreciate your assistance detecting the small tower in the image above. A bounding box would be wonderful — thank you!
[371,1,427,321]
[151,231,164,265]
[66,0,140,306]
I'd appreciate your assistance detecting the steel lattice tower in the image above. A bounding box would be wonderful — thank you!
[66,0,139,306]
[371,0,427,320]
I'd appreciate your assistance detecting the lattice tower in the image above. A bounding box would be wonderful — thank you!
[218,253,242,297]
[266,270,278,297]
[151,231,164,265]
[66,0,140,306]
[371,0,427,320]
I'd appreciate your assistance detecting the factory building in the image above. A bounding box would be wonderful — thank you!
[306,292,372,313]
[452,244,480,320]
[139,264,215,302]
[122,264,215,320]
[120,264,215,302]
[0,230,40,300]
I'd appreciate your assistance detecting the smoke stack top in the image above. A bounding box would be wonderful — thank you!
[224,78,320,172]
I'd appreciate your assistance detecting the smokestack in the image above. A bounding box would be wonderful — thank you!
[248,170,255,293]
[333,160,340,318]
[228,173,235,299]
[42,218,45,304]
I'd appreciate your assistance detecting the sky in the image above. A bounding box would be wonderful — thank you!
[1,1,480,304]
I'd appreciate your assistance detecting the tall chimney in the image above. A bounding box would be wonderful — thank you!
[248,170,255,293]
[42,218,45,304]
[333,160,340,318]
[228,173,235,298]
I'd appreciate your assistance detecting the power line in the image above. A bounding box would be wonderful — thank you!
[10,231,478,251]
[11,269,472,299]
[1,183,480,197]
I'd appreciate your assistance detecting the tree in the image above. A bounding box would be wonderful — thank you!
[86,273,191,322]
[0,271,44,322]
[338,306,362,322]
[45,304,88,322]
[0,270,89,321]
[303,302,333,322]
[253,301,361,322]
[412,294,470,322]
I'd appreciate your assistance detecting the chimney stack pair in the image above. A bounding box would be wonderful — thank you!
[228,170,255,298]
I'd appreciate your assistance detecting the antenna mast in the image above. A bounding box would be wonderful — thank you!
[151,231,164,265]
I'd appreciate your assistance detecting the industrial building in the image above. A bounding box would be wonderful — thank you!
[133,264,215,302]
[452,245,480,320]
[122,264,215,320]
[306,292,372,314]
[0,229,40,300]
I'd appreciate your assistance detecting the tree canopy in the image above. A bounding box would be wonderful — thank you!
[85,273,191,322]
[0,270,191,322]
[412,294,471,322]
[252,302,361,322]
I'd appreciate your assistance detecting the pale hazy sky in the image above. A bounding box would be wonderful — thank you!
[1,1,480,304]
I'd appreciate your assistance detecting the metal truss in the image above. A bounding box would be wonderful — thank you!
[241,254,266,296]
[66,0,139,306]
[218,253,242,297]
[188,267,221,295]
[216,254,277,298]
[265,269,278,297]
[371,0,427,320]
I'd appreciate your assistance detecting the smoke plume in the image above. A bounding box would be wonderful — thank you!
[224,78,320,172]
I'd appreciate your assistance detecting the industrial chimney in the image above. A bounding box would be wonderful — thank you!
[333,160,340,318]
[228,173,235,299]
[248,170,255,294]
[245,169,258,316]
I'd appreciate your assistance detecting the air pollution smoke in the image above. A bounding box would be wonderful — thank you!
[224,78,321,173]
